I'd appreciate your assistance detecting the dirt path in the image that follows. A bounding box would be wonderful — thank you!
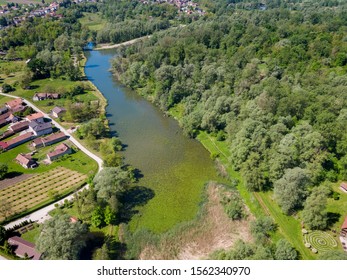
[94,36,151,50]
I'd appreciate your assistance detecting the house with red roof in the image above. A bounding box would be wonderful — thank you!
[8,236,41,260]
[32,131,67,148]
[47,143,71,162]
[0,132,35,151]
[25,112,44,123]
[15,153,37,169]
[9,121,29,133]
[5,98,23,110]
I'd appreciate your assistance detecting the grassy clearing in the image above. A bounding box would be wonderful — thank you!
[327,184,347,232]
[257,191,315,259]
[0,167,87,221]
[20,225,41,244]
[196,131,315,259]
[79,12,107,31]
[0,139,98,176]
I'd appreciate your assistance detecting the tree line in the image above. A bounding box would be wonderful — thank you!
[111,3,347,233]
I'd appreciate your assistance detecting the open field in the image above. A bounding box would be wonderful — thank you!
[197,131,316,259]
[79,12,107,32]
[0,167,87,221]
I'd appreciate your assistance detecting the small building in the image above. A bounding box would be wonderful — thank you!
[29,121,52,136]
[33,93,60,101]
[15,153,37,169]
[340,182,347,193]
[5,98,23,110]
[8,236,41,260]
[9,121,29,133]
[25,112,44,123]
[0,132,35,150]
[32,131,67,148]
[47,143,71,162]
[51,106,66,118]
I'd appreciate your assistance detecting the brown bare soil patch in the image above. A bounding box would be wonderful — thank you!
[0,173,33,190]
[139,182,253,260]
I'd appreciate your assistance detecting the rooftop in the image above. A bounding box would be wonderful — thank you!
[29,121,52,132]
[26,112,44,121]
[47,143,70,158]
[1,132,34,148]
[6,98,23,109]
[8,236,41,260]
[15,153,32,165]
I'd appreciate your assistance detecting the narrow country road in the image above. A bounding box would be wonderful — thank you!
[0,255,7,260]
[0,92,103,229]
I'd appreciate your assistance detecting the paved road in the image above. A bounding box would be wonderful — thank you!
[0,92,103,171]
[0,92,103,229]
[0,255,7,260]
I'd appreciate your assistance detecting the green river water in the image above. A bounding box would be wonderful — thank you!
[85,49,220,233]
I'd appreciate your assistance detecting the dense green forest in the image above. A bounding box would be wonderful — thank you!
[95,0,177,44]
[112,0,347,224]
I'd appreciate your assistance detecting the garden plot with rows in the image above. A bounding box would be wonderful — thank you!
[0,167,87,221]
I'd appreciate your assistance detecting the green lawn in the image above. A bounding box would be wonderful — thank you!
[20,225,41,244]
[79,12,107,31]
[327,184,347,235]
[0,140,98,176]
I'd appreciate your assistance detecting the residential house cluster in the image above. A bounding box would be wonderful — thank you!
[0,2,60,30]
[139,0,205,15]
[0,98,26,128]
[0,99,70,168]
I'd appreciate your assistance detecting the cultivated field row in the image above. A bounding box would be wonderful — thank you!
[0,167,87,221]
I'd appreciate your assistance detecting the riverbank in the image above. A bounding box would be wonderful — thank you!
[94,35,151,50]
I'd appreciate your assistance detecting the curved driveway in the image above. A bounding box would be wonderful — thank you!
[0,92,103,229]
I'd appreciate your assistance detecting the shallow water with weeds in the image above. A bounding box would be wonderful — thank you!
[85,49,220,233]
